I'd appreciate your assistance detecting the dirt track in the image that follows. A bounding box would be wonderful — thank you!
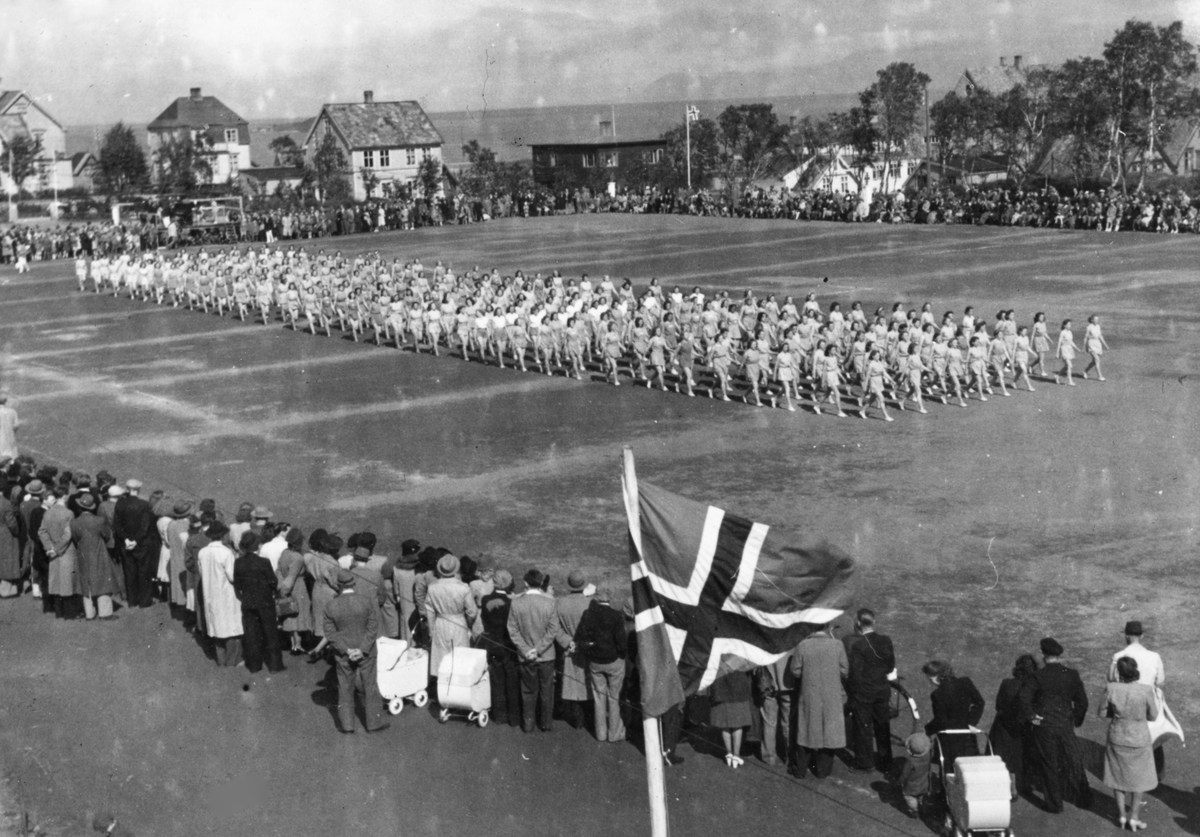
[1,215,1198,835]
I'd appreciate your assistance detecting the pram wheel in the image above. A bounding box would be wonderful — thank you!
[477,710,489,728]
[414,690,429,708]
[387,698,404,716]
[439,708,450,723]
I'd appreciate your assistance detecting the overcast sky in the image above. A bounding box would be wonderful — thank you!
[4,0,1200,125]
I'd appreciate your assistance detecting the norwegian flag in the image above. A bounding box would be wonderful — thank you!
[686,105,700,123]
[625,478,855,718]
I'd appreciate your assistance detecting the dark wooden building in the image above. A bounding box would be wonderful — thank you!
[528,110,670,192]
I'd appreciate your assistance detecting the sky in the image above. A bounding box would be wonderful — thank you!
[3,0,1200,126]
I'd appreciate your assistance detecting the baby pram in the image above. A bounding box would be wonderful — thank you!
[436,646,491,727]
[933,729,1013,837]
[376,637,430,715]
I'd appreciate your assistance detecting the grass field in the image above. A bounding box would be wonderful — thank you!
[1,214,1198,836]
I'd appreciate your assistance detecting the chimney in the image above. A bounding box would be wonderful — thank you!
[364,90,374,104]
[999,57,1006,67]
[190,87,202,100]
[1013,55,1022,69]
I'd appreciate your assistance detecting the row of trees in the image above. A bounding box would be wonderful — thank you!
[931,19,1200,190]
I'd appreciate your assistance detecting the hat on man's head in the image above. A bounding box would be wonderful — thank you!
[401,539,420,556]
[436,554,460,578]
[25,479,44,496]
[1124,620,1143,636]
[95,470,113,485]
[76,493,97,511]
[493,570,513,592]
[395,551,420,570]
[107,485,125,498]
[352,546,372,561]
[125,478,142,490]
[567,570,587,592]
[173,499,193,517]
[253,506,272,520]
[1040,637,1064,657]
[336,568,357,589]
[593,585,612,603]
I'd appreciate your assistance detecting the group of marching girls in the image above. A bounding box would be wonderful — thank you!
[75,246,1111,421]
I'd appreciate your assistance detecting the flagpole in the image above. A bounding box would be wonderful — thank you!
[623,446,669,837]
[685,106,692,193]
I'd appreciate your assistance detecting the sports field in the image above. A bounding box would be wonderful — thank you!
[1,215,1197,836]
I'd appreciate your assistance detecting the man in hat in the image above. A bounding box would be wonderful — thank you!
[71,491,119,620]
[20,479,47,599]
[0,393,19,462]
[323,568,388,733]
[1024,637,1092,813]
[574,585,628,743]
[507,568,564,733]
[388,539,421,643]
[790,620,849,779]
[198,521,242,666]
[555,569,592,729]
[165,500,193,615]
[480,570,520,726]
[228,502,256,552]
[249,506,272,539]
[843,608,897,772]
[1109,620,1166,776]
[113,479,158,608]
[353,533,396,638]
[425,553,477,678]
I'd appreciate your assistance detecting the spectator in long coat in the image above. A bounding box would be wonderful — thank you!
[113,479,157,609]
[480,570,520,727]
[0,488,21,597]
[39,487,81,619]
[70,493,118,619]
[424,553,477,676]
[389,539,420,643]
[165,500,192,611]
[198,522,243,666]
[21,480,48,599]
[276,527,312,653]
[789,622,849,779]
[555,570,592,728]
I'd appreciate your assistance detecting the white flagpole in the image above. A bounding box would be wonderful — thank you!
[623,446,669,837]
[685,107,692,193]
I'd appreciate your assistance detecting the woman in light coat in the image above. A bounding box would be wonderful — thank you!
[424,553,478,676]
[198,521,243,666]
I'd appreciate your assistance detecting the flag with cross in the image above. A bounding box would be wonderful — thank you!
[625,477,855,718]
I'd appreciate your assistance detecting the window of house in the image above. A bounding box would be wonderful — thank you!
[224,128,239,144]
[380,149,390,167]
[582,153,596,168]
[406,148,416,165]
[548,153,557,167]
[602,151,619,167]
[363,150,375,168]
[599,120,613,136]
[421,147,431,161]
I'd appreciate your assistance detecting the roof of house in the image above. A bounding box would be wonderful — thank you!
[961,65,1043,96]
[0,89,65,131]
[148,93,248,132]
[70,151,96,175]
[305,101,443,150]
[1158,121,1200,167]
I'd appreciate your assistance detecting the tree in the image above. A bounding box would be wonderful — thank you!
[1103,20,1200,191]
[312,131,352,204]
[153,132,212,194]
[858,62,931,188]
[930,90,998,164]
[417,156,442,198]
[661,117,720,190]
[362,168,380,199]
[715,104,790,194]
[992,67,1055,185]
[268,135,304,167]
[460,140,500,196]
[1,133,44,193]
[1045,58,1114,185]
[95,122,148,197]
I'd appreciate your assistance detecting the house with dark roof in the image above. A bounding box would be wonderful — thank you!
[0,89,73,195]
[954,56,1043,98]
[302,91,443,201]
[527,113,669,191]
[147,87,251,186]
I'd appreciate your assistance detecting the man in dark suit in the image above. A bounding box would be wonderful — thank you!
[1024,637,1092,813]
[323,569,388,733]
[843,608,897,771]
[232,531,284,674]
[112,479,157,608]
